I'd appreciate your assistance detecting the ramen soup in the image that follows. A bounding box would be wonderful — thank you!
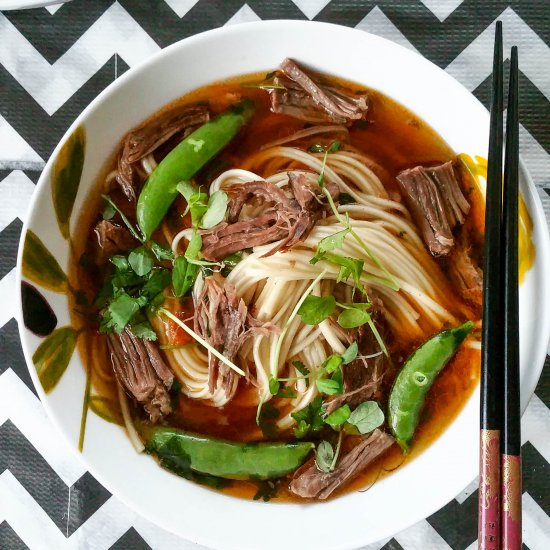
[70,59,483,502]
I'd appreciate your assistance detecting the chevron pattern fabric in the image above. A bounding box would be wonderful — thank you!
[0,1,549,549]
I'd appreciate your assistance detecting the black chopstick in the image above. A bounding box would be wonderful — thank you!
[502,45,521,549]
[479,20,504,550]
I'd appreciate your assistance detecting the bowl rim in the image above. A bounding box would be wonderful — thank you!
[15,19,550,550]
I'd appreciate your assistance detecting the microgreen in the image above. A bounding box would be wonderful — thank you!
[315,440,334,473]
[319,186,399,292]
[316,140,341,186]
[292,361,310,387]
[176,182,208,227]
[184,232,203,262]
[316,365,343,396]
[347,401,385,434]
[322,354,343,374]
[337,307,372,329]
[310,228,350,264]
[200,190,228,229]
[297,294,336,325]
[341,341,358,364]
[271,269,327,379]
[324,404,351,429]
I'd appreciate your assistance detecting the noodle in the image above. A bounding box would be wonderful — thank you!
[164,145,461,425]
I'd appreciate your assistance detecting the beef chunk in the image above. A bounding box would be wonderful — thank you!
[269,58,369,124]
[396,161,470,256]
[289,430,394,499]
[117,104,210,200]
[200,172,339,261]
[93,220,137,264]
[107,328,174,422]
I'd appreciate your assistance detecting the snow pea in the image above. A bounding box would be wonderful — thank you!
[388,321,474,452]
[137,99,255,240]
[144,426,314,480]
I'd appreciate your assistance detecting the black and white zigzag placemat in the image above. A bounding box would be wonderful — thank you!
[1,1,549,549]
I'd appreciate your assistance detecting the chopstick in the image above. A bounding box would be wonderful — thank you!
[502,45,521,549]
[478,22,522,550]
[479,20,504,550]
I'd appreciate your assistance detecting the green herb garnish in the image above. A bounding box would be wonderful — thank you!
[346,401,385,434]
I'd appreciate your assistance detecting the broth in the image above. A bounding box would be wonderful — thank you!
[69,72,481,502]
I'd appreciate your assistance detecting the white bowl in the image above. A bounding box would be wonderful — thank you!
[16,20,550,550]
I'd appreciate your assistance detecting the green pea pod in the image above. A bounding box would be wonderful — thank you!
[144,426,314,480]
[388,321,474,453]
[137,99,255,240]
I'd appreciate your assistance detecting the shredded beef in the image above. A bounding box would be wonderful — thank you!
[93,220,137,264]
[194,274,275,402]
[396,160,470,256]
[269,59,369,124]
[289,430,394,499]
[116,104,210,201]
[200,172,339,261]
[107,328,174,422]
[447,232,483,309]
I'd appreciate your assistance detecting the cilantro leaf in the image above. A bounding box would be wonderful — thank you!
[347,401,385,434]
[315,440,334,473]
[258,403,280,439]
[310,229,349,264]
[128,246,154,276]
[101,292,141,333]
[200,190,228,229]
[150,242,174,261]
[297,295,336,325]
[141,269,171,301]
[291,396,325,438]
[324,404,351,428]
[341,341,358,364]
[338,307,372,329]
[172,256,199,298]
[130,320,157,341]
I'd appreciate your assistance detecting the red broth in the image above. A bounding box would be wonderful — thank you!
[69,72,481,502]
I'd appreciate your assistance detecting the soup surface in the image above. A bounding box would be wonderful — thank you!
[70,62,482,502]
